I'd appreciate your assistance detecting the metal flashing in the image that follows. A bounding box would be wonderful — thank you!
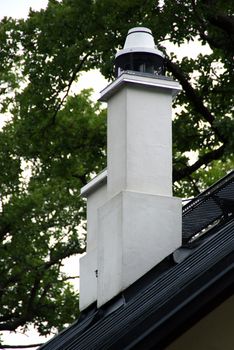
[99,72,181,102]
[80,169,107,198]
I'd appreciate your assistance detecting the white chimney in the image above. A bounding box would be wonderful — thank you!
[79,27,182,310]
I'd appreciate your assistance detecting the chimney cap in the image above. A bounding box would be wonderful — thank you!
[115,27,164,59]
[115,27,165,77]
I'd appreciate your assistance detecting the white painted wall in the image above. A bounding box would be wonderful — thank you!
[79,174,107,311]
[103,74,180,198]
[97,192,123,306]
[86,183,108,252]
[79,250,98,310]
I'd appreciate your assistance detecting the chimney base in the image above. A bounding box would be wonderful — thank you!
[97,190,182,307]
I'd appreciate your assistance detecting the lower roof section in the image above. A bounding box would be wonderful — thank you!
[39,171,234,349]
[39,216,234,350]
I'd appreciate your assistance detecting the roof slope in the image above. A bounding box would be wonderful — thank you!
[39,171,234,350]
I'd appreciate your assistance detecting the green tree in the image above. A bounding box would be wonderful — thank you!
[0,0,233,347]
[0,90,106,342]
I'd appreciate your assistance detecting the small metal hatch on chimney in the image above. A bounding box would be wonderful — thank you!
[79,27,182,310]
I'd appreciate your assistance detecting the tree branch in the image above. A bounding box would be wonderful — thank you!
[58,275,80,282]
[191,0,234,53]
[173,144,225,182]
[207,13,234,35]
[0,281,40,331]
[44,245,85,271]
[49,52,91,126]
[0,343,43,349]
[166,59,226,143]
[0,316,30,331]
[0,222,11,242]
[188,174,201,196]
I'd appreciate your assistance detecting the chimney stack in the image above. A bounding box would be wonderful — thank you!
[79,27,182,310]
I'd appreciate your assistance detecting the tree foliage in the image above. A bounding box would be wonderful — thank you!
[0,90,106,339]
[0,0,233,345]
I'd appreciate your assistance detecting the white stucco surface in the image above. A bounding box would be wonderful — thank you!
[79,250,97,311]
[79,178,107,311]
[86,183,108,252]
[97,192,123,307]
[97,190,181,307]
[107,80,177,198]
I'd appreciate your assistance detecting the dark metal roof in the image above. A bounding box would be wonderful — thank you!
[182,170,234,243]
[39,171,234,350]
